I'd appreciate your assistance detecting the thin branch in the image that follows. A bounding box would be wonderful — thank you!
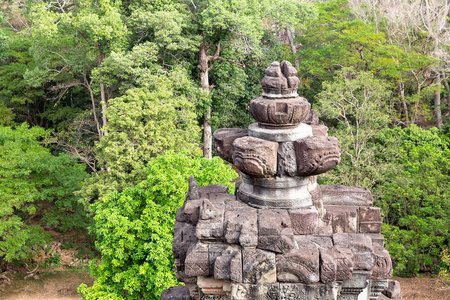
[215,56,245,67]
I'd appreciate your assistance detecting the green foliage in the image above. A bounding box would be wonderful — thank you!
[78,151,237,299]
[438,248,450,288]
[373,126,450,276]
[0,123,88,262]
[26,0,128,85]
[316,67,393,187]
[78,69,202,209]
[296,0,435,117]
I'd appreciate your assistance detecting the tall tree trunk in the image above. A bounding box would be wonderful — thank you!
[83,72,102,141]
[435,73,443,129]
[411,76,422,125]
[100,82,108,136]
[285,27,299,68]
[443,78,450,106]
[98,53,108,137]
[198,42,212,160]
[399,81,410,126]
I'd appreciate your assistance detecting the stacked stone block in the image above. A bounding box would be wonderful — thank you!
[163,61,400,300]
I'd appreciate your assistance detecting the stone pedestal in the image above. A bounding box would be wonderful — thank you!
[237,173,312,209]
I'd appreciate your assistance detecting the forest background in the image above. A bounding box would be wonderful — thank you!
[0,0,449,299]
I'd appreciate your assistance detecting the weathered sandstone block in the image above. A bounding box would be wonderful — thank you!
[324,206,358,234]
[334,247,354,281]
[195,199,225,240]
[173,221,197,266]
[224,202,258,247]
[187,176,199,199]
[294,136,341,176]
[161,286,191,300]
[304,109,319,125]
[333,233,375,271]
[382,280,401,299]
[371,243,393,279]
[321,185,373,206]
[214,245,242,282]
[232,136,278,176]
[242,248,277,284]
[276,244,320,284]
[311,124,329,137]
[176,206,189,223]
[208,193,236,204]
[198,184,229,198]
[213,128,248,163]
[294,235,333,249]
[209,243,227,276]
[258,209,295,254]
[185,242,210,277]
[319,247,337,284]
[231,283,280,300]
[359,207,382,234]
[183,199,203,225]
[319,247,354,283]
[277,142,297,176]
[289,206,319,235]
[367,233,385,247]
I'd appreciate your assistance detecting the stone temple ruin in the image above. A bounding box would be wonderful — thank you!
[161,61,401,300]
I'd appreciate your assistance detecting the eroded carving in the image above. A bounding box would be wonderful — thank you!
[213,128,248,163]
[232,136,278,176]
[242,248,277,284]
[249,97,310,127]
[276,244,320,284]
[294,136,341,176]
[261,61,299,98]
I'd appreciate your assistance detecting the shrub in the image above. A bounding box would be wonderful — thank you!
[78,151,237,299]
[0,123,88,262]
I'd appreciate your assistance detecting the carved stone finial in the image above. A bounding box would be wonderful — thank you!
[261,60,299,98]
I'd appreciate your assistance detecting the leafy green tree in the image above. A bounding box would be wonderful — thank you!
[78,69,201,210]
[0,28,84,129]
[373,125,450,276]
[26,0,128,141]
[296,0,435,127]
[0,123,88,262]
[349,0,450,128]
[78,151,238,300]
[316,67,393,187]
